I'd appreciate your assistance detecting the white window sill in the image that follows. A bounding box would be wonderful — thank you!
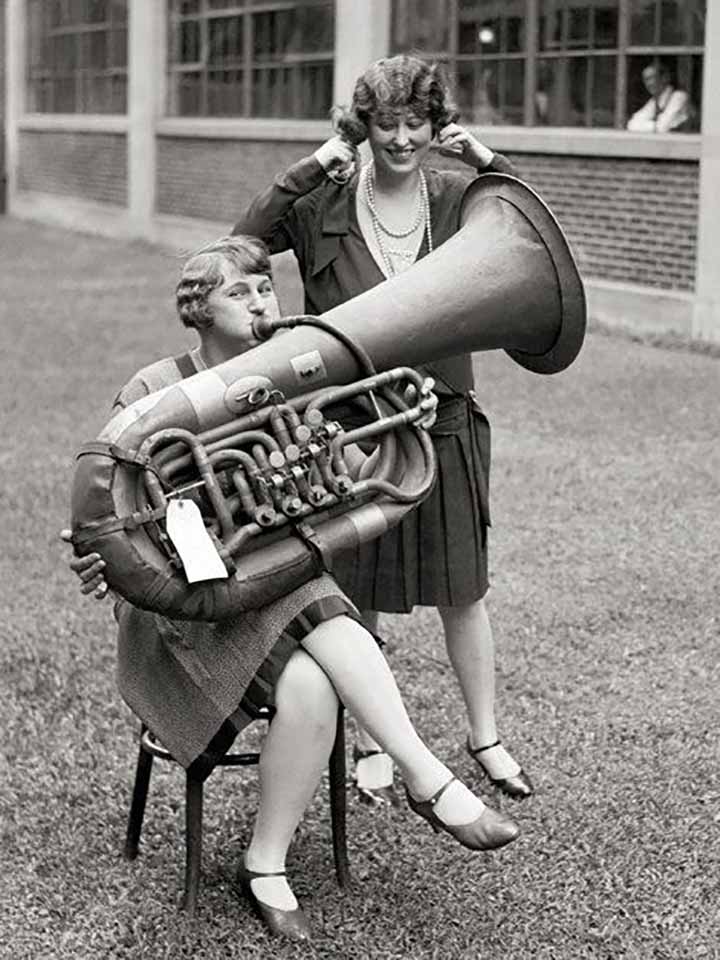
[19,113,129,133]
[17,114,701,160]
[465,126,700,160]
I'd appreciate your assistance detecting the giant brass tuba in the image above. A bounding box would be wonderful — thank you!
[70,174,586,620]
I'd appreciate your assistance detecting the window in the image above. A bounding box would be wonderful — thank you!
[167,0,335,118]
[391,0,705,130]
[26,0,128,114]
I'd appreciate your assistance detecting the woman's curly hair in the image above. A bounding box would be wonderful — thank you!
[332,54,460,145]
[176,235,273,330]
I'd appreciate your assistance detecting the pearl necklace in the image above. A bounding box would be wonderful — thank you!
[363,162,433,277]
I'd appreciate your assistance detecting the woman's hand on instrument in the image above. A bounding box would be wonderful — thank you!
[314,136,358,184]
[59,528,110,600]
[404,377,438,430]
[437,123,495,170]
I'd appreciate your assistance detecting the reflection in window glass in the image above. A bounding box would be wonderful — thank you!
[207,17,243,66]
[659,0,705,45]
[393,0,451,53]
[630,0,655,44]
[591,55,616,126]
[457,58,524,125]
[630,0,704,44]
[251,63,333,119]
[539,0,618,49]
[457,8,525,54]
[26,0,128,112]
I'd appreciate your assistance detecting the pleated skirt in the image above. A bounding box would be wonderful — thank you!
[332,392,492,613]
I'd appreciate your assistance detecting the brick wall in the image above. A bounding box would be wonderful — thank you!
[157,137,322,224]
[434,149,698,292]
[18,131,127,205]
[517,153,699,292]
[158,138,698,293]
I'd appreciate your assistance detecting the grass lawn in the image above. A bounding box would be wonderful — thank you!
[0,217,718,960]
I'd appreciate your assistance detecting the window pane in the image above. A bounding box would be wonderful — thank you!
[26,0,128,112]
[659,0,705,46]
[568,7,590,48]
[252,6,333,58]
[168,2,334,117]
[251,63,332,118]
[208,15,243,65]
[538,4,564,52]
[590,54,615,126]
[178,19,201,63]
[207,70,244,114]
[535,57,591,125]
[626,53,701,131]
[457,2,525,54]
[594,4,618,48]
[392,0,451,53]
[540,1,618,49]
[177,72,203,115]
[456,58,524,125]
[87,0,108,24]
[630,0,656,44]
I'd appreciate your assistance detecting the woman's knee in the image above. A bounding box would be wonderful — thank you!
[438,597,487,627]
[275,649,338,721]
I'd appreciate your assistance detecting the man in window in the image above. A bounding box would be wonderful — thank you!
[626,63,695,133]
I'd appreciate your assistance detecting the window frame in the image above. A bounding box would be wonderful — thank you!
[390,0,705,131]
[166,0,335,119]
[25,0,129,115]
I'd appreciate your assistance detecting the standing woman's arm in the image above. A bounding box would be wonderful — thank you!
[232,137,357,252]
[437,124,520,178]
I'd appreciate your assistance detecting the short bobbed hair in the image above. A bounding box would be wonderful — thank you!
[333,54,460,146]
[176,235,272,330]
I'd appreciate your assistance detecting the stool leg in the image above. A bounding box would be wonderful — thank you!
[329,706,351,887]
[124,727,154,860]
[182,775,204,916]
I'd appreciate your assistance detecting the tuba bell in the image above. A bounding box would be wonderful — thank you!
[70,174,586,620]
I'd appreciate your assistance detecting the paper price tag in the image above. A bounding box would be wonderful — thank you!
[165,499,229,583]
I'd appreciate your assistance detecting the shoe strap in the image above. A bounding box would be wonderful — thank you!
[467,737,501,757]
[242,865,287,880]
[420,775,458,808]
[353,745,388,762]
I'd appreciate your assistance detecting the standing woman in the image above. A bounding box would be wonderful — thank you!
[233,55,533,803]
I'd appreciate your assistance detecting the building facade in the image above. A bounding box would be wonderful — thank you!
[3,0,720,341]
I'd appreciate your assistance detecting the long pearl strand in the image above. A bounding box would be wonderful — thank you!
[363,161,433,277]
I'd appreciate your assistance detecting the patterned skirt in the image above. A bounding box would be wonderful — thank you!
[116,575,364,768]
[226,595,361,731]
[332,392,491,613]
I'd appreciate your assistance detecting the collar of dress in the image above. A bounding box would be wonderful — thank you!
[311,167,439,276]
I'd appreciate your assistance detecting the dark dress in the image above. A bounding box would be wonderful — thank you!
[234,153,516,612]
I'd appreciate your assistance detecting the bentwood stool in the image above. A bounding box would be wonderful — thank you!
[123,704,350,915]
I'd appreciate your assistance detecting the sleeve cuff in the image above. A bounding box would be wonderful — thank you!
[280,154,328,194]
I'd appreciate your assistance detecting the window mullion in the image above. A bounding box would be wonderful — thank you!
[243,7,253,117]
[449,0,459,89]
[616,0,630,129]
[524,0,538,126]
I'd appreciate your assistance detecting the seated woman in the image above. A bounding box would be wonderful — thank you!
[64,235,520,942]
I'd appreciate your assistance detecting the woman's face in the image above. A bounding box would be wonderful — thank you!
[206,261,280,352]
[367,107,433,177]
